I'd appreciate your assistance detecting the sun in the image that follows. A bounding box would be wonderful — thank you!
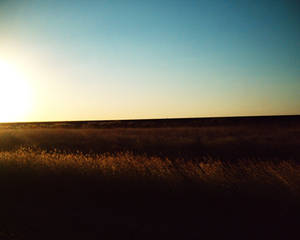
[0,60,32,122]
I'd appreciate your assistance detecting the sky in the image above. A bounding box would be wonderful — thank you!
[0,0,299,122]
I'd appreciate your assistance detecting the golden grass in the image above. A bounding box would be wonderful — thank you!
[0,126,299,160]
[1,148,299,194]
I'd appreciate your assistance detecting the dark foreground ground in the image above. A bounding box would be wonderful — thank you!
[0,115,299,239]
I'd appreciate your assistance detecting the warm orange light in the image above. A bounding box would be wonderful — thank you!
[0,60,32,122]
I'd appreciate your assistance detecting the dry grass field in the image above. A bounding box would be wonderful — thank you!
[0,116,299,239]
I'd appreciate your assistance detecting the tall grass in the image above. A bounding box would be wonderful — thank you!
[1,147,299,196]
[0,120,299,239]
[0,125,299,161]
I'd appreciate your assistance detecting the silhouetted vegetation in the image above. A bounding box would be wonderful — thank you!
[0,116,299,239]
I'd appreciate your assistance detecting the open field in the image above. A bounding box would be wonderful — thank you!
[0,116,300,239]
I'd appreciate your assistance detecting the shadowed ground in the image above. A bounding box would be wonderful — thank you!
[0,116,299,239]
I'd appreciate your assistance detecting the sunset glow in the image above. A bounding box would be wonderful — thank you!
[0,60,32,122]
[0,0,299,122]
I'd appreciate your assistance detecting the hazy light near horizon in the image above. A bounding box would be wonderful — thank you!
[0,60,33,122]
[0,0,299,122]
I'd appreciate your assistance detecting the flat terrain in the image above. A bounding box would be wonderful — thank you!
[0,115,299,239]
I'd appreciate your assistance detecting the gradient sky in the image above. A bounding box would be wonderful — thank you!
[0,0,299,122]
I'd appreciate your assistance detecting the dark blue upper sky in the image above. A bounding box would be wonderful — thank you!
[0,0,299,121]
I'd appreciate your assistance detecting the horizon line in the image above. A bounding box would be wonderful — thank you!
[1,114,299,125]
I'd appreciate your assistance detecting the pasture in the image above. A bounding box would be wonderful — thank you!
[0,116,299,239]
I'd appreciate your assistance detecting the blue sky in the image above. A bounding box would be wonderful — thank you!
[0,0,299,121]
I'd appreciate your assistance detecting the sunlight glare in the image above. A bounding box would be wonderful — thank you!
[0,60,32,122]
